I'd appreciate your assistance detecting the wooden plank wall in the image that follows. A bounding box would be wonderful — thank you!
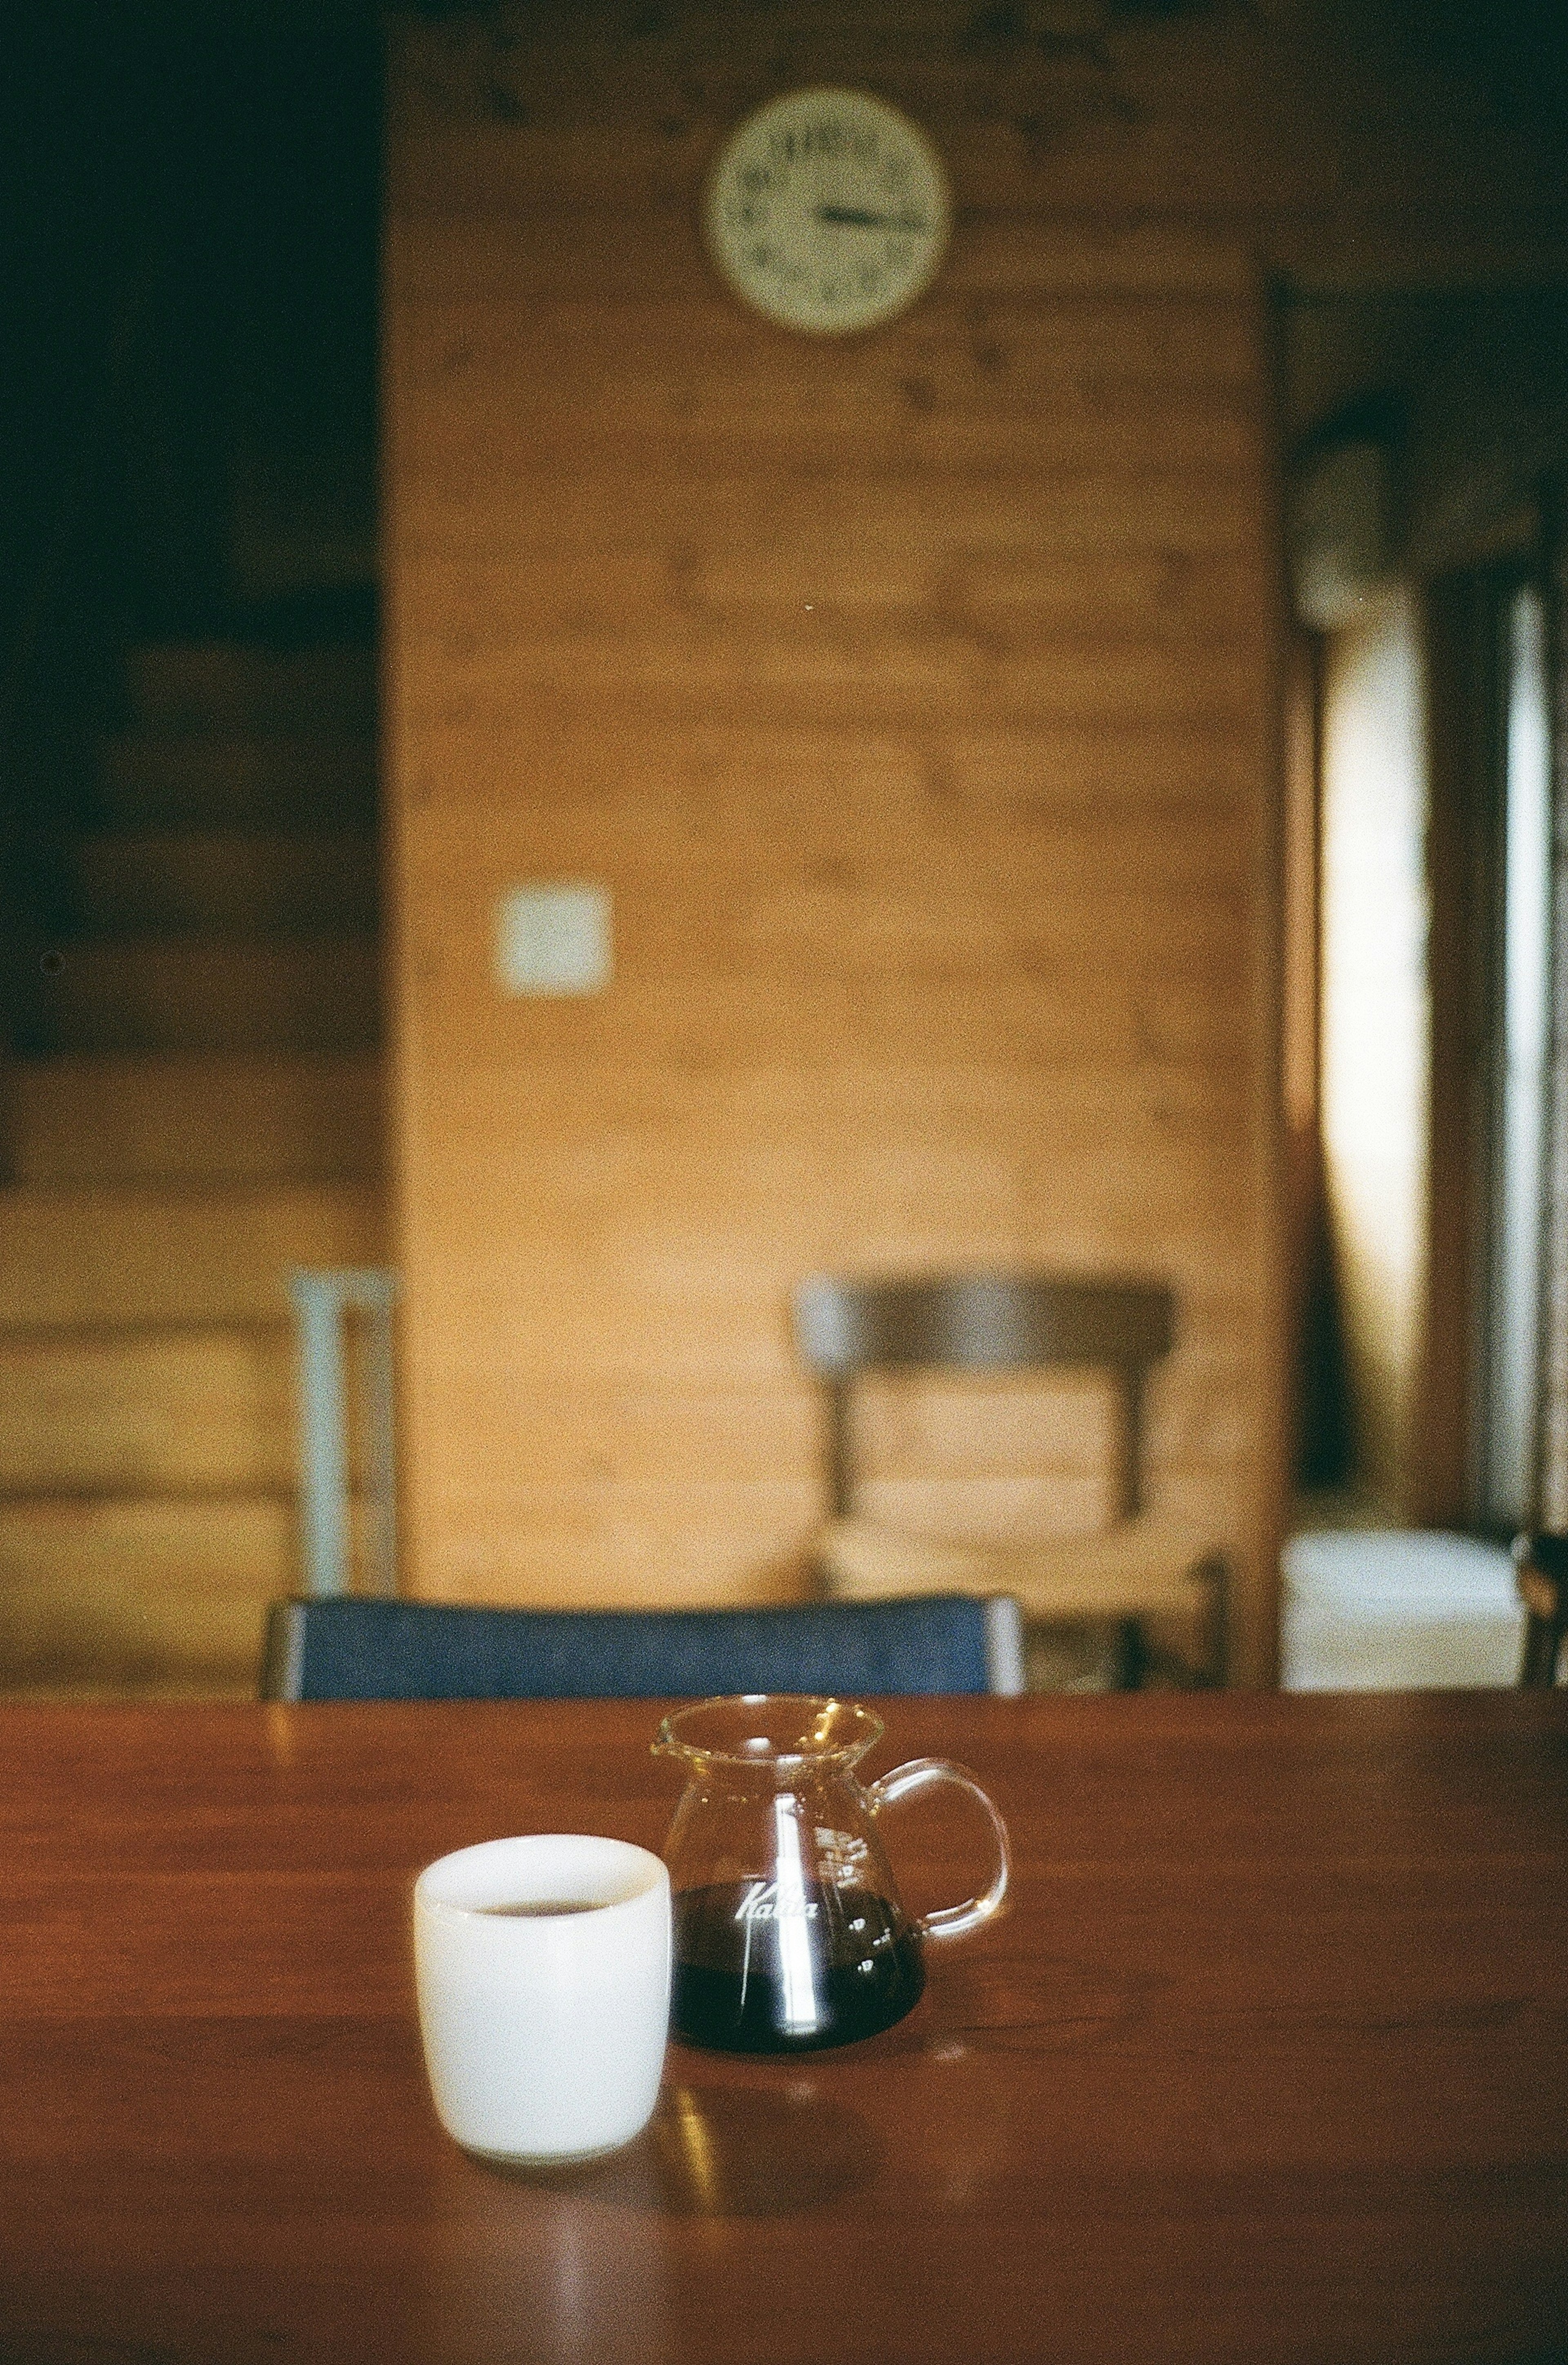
[382,3,1568,1689]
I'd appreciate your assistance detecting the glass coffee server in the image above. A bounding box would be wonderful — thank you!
[654,1694,1009,2052]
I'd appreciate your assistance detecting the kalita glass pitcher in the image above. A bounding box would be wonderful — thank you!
[652,1694,1009,2053]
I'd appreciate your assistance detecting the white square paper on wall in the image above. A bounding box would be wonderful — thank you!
[495,882,612,996]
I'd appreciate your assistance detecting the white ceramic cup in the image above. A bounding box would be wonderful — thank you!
[413,1833,671,2164]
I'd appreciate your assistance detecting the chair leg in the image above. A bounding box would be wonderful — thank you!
[1114,1617,1145,1691]
[1513,1543,1567,1689]
[1198,1555,1229,1690]
[1520,1610,1565,1689]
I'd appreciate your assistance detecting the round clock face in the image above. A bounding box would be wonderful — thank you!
[704,88,951,336]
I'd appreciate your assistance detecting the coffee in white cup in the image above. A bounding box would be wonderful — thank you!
[413,1833,671,2163]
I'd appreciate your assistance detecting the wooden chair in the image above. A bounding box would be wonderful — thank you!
[792,1272,1227,1688]
[1512,1533,1568,1687]
[260,1592,1026,1702]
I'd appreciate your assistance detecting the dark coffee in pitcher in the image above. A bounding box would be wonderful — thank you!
[655,1694,1010,2057]
[672,1878,924,2053]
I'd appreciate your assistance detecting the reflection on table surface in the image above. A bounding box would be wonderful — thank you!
[0,1692,1564,2363]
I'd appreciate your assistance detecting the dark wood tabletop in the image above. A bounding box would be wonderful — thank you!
[1,1691,1565,2364]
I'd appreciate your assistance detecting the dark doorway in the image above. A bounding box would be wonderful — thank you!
[1,9,386,1697]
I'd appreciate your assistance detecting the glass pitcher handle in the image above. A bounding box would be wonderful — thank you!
[864,1757,1010,1942]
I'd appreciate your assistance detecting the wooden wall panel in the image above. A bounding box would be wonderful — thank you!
[383,4,1334,1683]
[386,3,1568,255]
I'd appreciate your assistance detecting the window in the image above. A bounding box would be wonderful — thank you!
[1477,582,1553,1528]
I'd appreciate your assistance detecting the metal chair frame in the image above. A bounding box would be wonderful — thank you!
[289,1267,398,1600]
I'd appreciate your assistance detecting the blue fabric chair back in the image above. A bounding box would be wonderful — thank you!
[261,1593,1024,1702]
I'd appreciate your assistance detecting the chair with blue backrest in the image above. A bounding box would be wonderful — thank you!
[259,1592,1026,1702]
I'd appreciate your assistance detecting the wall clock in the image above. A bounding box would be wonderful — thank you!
[704,88,951,336]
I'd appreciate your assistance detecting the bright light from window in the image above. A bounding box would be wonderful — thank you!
[1483,584,1551,1527]
[1319,588,1430,1508]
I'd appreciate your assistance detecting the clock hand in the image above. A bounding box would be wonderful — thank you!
[816,205,930,231]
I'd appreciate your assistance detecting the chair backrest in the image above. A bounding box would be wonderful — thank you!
[261,1593,1026,1703]
[792,1272,1176,1521]
[1513,1532,1568,1687]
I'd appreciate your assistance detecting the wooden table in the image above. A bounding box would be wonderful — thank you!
[1,1693,1565,2363]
